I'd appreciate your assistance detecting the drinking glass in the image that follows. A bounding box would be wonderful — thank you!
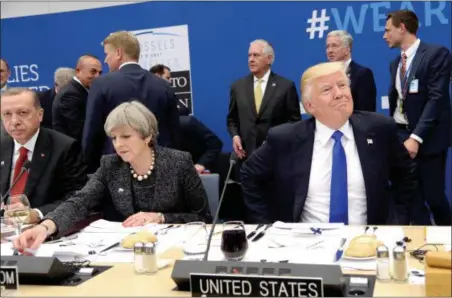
[221,221,248,261]
[181,221,208,259]
[1,217,17,243]
[4,194,31,236]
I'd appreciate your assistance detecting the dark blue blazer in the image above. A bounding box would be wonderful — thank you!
[241,112,417,225]
[82,64,180,172]
[37,88,56,129]
[389,41,452,154]
[348,61,377,112]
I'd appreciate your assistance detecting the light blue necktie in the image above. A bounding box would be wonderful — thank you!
[330,131,348,224]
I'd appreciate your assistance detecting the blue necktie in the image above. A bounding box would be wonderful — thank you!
[330,131,348,224]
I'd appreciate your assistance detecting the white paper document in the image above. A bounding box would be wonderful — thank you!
[426,226,451,245]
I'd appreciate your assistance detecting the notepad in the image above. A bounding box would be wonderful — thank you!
[426,226,451,245]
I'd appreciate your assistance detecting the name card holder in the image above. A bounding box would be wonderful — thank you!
[190,273,323,297]
[1,266,19,295]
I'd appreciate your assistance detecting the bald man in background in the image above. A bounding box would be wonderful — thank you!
[52,55,102,142]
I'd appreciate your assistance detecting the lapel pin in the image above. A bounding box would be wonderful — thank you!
[118,188,124,193]
[367,139,373,145]
[41,153,45,158]
[272,82,276,87]
[1,161,4,166]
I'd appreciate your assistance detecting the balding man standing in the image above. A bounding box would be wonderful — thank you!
[227,39,301,162]
[52,55,102,142]
[0,58,11,93]
[241,62,416,225]
[326,30,377,112]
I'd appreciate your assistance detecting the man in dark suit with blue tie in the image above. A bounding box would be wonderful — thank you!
[241,62,416,225]
[384,10,452,225]
[326,30,377,112]
[83,31,180,172]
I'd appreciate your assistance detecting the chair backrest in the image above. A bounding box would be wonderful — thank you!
[199,173,220,216]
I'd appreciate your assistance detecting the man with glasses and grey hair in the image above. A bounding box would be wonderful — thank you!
[227,39,301,162]
[37,67,76,129]
[326,30,377,112]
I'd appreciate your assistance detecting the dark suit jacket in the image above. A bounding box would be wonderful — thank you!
[389,41,452,154]
[348,61,377,112]
[179,115,223,171]
[52,79,88,142]
[37,88,56,129]
[83,64,180,172]
[241,112,417,225]
[227,71,301,155]
[0,128,87,215]
[44,146,212,234]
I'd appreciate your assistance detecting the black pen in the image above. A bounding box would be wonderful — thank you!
[252,224,271,242]
[247,224,263,239]
[98,242,120,254]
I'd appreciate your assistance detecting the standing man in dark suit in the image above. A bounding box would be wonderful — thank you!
[241,62,416,225]
[0,88,87,223]
[53,55,102,142]
[227,39,301,162]
[384,10,452,225]
[83,31,180,172]
[37,67,76,129]
[326,30,377,112]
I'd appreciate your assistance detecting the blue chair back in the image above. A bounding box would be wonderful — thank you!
[200,173,220,216]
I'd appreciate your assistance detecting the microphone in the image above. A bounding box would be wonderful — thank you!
[202,151,238,261]
[1,160,32,204]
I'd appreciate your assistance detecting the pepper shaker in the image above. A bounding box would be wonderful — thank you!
[392,242,408,282]
[143,242,158,274]
[376,245,391,281]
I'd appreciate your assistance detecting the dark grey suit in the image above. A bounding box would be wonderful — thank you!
[227,71,301,155]
[44,146,212,234]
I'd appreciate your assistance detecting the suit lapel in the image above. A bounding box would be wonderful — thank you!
[349,115,374,214]
[245,75,258,118]
[0,137,14,196]
[348,61,357,89]
[24,130,51,199]
[406,42,426,86]
[292,119,315,221]
[258,72,277,116]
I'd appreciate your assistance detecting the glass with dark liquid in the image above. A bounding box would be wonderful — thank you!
[221,221,248,261]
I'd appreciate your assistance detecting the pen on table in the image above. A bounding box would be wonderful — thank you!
[246,224,263,239]
[334,238,347,262]
[98,242,120,254]
[252,224,271,242]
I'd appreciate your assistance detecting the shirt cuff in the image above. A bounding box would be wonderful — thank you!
[409,134,423,144]
[34,208,44,220]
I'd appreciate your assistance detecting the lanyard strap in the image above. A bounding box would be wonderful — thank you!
[399,57,414,99]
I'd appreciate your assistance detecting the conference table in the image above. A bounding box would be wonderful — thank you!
[10,226,441,297]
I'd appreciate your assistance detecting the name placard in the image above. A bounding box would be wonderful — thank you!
[190,273,323,297]
[0,266,19,291]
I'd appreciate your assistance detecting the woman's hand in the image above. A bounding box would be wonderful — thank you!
[122,212,162,227]
[12,225,48,255]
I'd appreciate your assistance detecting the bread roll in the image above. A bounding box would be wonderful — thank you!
[344,235,384,258]
[121,230,158,249]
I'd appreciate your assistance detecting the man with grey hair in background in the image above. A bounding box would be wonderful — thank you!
[227,39,301,162]
[37,67,76,129]
[326,30,377,112]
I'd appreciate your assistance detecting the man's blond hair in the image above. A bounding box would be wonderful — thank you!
[103,31,140,60]
[300,61,348,103]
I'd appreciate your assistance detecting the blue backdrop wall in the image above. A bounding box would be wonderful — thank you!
[1,1,451,201]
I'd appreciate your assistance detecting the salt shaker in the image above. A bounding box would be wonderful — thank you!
[143,242,158,274]
[134,242,146,274]
[392,242,408,282]
[376,245,391,281]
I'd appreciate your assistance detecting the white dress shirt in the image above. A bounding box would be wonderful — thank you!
[10,129,43,218]
[119,62,141,69]
[300,120,367,225]
[73,76,88,92]
[393,38,423,143]
[254,69,271,98]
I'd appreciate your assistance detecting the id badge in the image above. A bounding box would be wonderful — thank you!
[409,79,419,94]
